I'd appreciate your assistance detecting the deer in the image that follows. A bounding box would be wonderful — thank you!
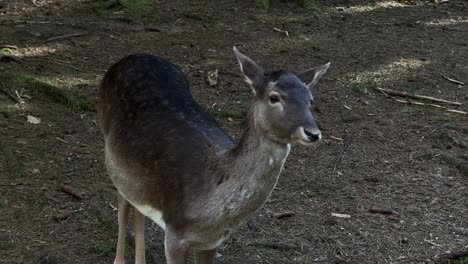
[98,47,330,264]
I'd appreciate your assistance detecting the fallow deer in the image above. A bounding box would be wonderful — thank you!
[98,47,330,264]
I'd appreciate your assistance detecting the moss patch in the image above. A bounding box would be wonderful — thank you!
[18,75,95,112]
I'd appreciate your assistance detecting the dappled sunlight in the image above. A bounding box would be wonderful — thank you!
[13,44,64,58]
[341,58,430,86]
[330,1,406,13]
[425,17,468,26]
[48,76,95,89]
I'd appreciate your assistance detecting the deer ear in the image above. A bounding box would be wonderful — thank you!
[299,62,331,88]
[233,47,264,89]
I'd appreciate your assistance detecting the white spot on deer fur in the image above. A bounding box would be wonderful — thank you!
[135,205,166,230]
[105,146,166,230]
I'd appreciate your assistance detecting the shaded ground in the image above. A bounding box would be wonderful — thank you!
[1,0,467,263]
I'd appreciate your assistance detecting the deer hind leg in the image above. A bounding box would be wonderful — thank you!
[134,207,146,264]
[114,192,130,264]
[165,231,189,264]
[194,249,216,264]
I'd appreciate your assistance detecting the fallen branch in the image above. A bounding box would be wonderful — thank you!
[45,32,87,42]
[374,87,462,106]
[442,75,465,86]
[392,98,467,115]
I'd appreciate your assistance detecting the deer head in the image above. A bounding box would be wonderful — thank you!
[234,47,330,146]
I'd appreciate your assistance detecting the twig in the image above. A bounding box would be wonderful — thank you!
[31,0,40,7]
[109,202,117,211]
[56,137,69,144]
[369,207,397,215]
[45,32,87,42]
[144,26,161,32]
[272,212,295,219]
[392,98,467,115]
[0,45,18,49]
[329,136,344,142]
[273,28,289,37]
[442,75,465,85]
[374,87,462,106]
[14,90,25,104]
[333,136,352,173]
[423,239,442,247]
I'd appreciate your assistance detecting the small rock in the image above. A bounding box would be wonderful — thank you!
[26,115,41,124]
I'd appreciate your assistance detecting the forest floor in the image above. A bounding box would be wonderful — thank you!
[0,0,467,263]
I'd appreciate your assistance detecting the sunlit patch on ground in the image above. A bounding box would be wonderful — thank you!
[331,1,406,13]
[425,17,468,26]
[342,58,430,86]
[13,45,62,58]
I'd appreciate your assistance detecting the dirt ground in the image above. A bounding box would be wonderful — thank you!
[0,0,467,263]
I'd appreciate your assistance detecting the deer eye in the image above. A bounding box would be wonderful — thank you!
[269,94,280,104]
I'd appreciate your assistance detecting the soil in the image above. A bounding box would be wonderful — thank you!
[1,0,467,263]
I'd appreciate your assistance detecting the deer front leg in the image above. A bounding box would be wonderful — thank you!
[114,193,130,264]
[134,208,146,264]
[165,231,189,264]
[194,249,216,264]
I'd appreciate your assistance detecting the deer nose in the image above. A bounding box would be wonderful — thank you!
[303,128,321,142]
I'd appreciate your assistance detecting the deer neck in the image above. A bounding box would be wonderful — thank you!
[213,115,291,221]
[229,119,290,170]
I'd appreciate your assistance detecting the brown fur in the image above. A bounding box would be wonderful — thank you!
[98,49,329,264]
